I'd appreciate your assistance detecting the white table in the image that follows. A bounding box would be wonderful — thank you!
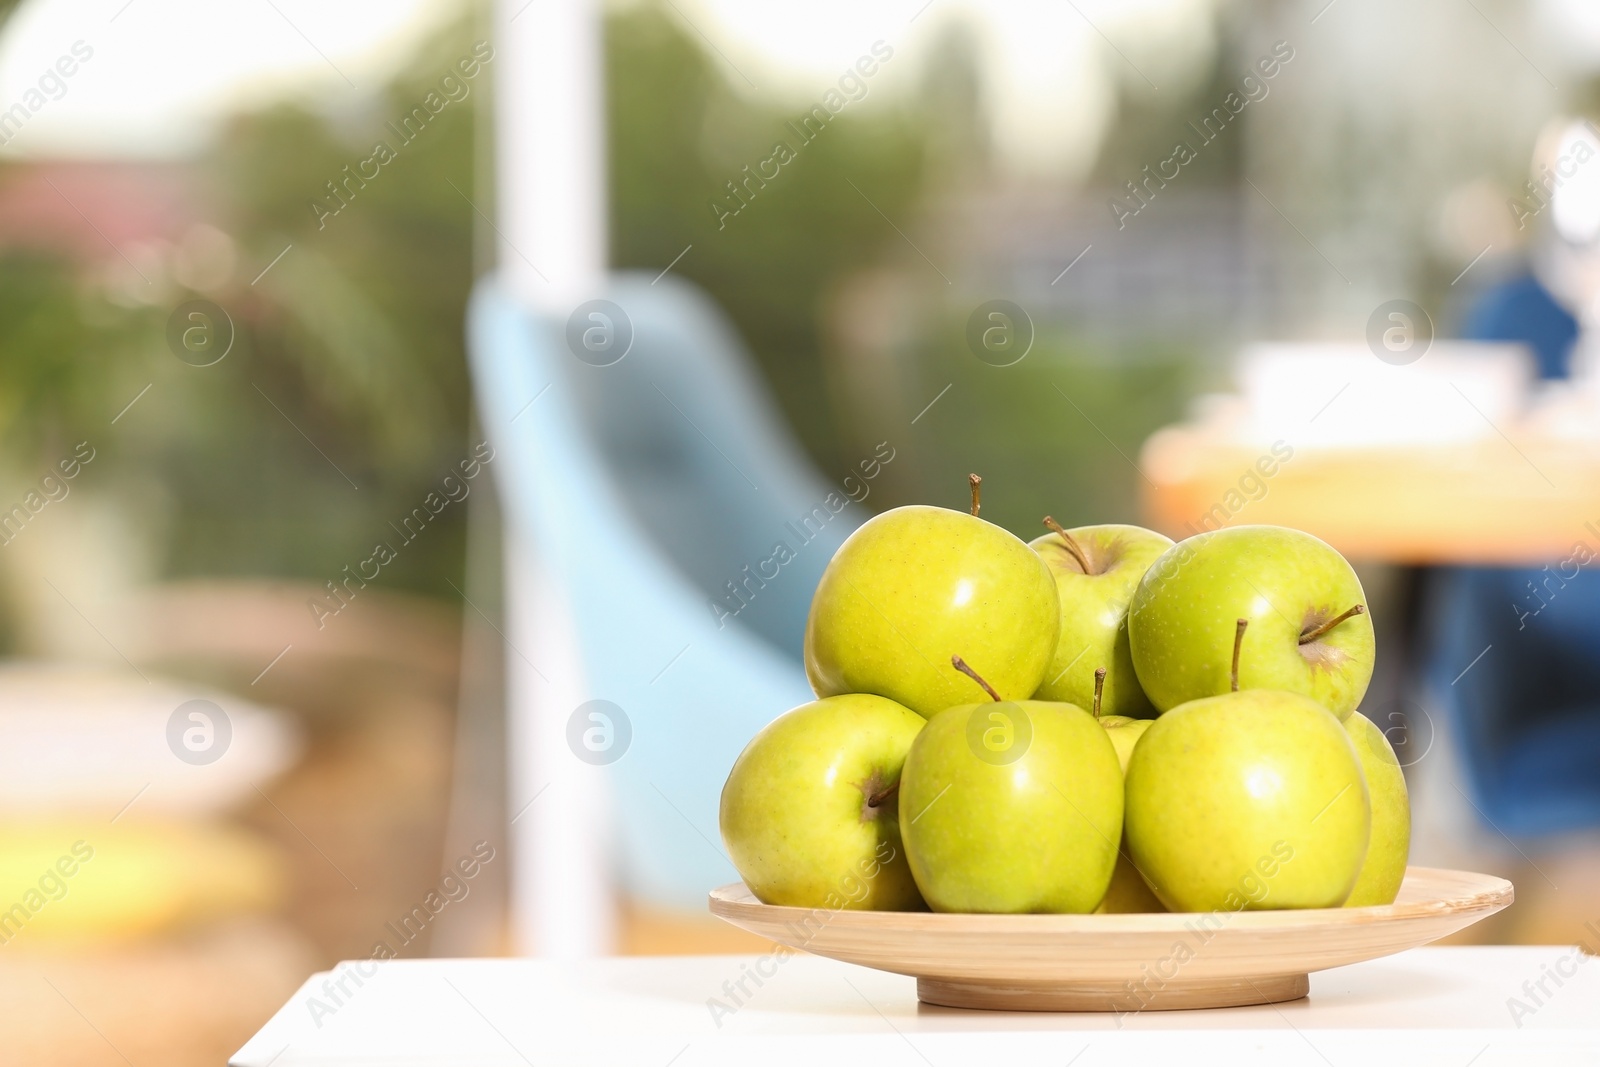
[233,947,1600,1066]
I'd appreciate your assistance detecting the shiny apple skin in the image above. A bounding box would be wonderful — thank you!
[1125,689,1371,911]
[1129,525,1375,718]
[805,506,1059,718]
[1030,523,1172,719]
[899,699,1123,913]
[719,694,927,910]
[1342,711,1410,907]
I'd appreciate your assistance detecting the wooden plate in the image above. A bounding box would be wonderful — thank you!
[709,866,1512,1012]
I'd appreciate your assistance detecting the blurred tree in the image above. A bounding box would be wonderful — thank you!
[0,0,1192,629]
[155,39,480,592]
[0,3,936,619]
[0,252,135,461]
[606,4,930,476]
[914,326,1195,537]
[1087,13,1243,192]
[917,17,990,186]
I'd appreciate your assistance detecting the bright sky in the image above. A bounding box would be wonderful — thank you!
[3,0,1598,173]
[0,0,1220,174]
[690,0,1218,176]
[0,0,453,158]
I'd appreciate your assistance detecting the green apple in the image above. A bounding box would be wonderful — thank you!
[1099,715,1152,770]
[1124,687,1371,911]
[1097,848,1167,914]
[1029,519,1172,718]
[1128,525,1374,718]
[805,490,1059,717]
[1343,711,1410,906]
[1094,712,1166,913]
[898,662,1123,913]
[719,694,926,910]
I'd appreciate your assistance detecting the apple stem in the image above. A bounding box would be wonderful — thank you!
[1299,603,1366,645]
[1042,515,1093,574]
[867,780,899,808]
[1231,618,1248,693]
[1092,667,1106,719]
[968,473,982,516]
[951,654,1002,702]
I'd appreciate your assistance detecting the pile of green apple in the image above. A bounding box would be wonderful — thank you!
[719,477,1410,915]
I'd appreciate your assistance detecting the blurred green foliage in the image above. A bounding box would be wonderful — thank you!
[607,6,927,473]
[171,63,479,582]
[1086,26,1249,191]
[0,38,482,599]
[909,327,1194,539]
[0,252,133,460]
[0,0,1200,616]
[0,4,934,608]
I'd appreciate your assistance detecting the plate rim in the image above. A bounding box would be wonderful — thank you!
[708,865,1513,932]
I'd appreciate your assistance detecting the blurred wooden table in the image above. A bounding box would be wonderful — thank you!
[1140,429,1600,564]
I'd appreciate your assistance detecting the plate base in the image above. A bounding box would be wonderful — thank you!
[710,868,1513,1015]
[916,971,1310,1012]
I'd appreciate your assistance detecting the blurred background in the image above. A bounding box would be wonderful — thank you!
[3,0,1600,1061]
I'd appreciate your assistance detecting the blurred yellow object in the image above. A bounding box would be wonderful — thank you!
[0,819,285,947]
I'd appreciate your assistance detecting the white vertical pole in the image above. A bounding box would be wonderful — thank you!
[494,0,615,958]
[505,543,616,958]
[496,0,608,312]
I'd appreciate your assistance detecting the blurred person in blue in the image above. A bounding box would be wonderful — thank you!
[1434,117,1600,838]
